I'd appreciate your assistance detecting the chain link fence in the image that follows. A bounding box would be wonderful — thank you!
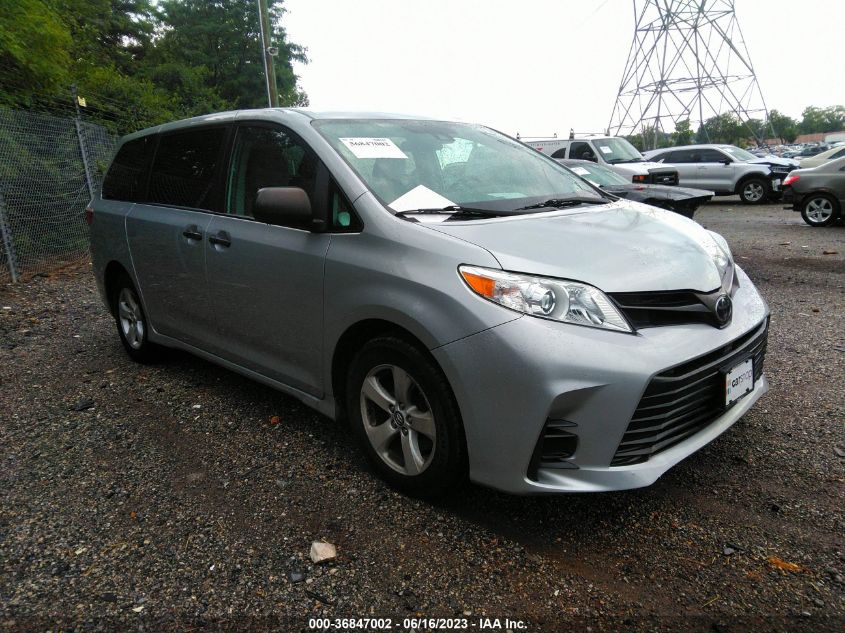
[0,107,117,284]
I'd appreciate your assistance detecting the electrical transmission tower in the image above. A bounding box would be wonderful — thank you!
[608,0,773,149]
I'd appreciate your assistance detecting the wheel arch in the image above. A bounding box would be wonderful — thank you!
[103,260,132,316]
[734,171,768,195]
[330,318,452,422]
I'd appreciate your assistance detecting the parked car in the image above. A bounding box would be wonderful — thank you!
[643,144,798,204]
[794,144,845,169]
[783,155,845,227]
[524,135,680,186]
[89,109,770,496]
[796,144,829,159]
[558,159,713,219]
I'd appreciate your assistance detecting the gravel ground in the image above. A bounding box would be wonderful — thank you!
[1,200,843,632]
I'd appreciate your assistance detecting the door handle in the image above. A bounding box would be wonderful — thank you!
[208,231,231,248]
[182,226,203,241]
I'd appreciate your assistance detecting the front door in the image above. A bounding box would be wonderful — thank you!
[695,148,733,192]
[204,124,331,395]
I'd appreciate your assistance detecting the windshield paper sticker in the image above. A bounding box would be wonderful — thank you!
[570,166,590,175]
[389,185,456,212]
[340,137,407,159]
[599,146,612,154]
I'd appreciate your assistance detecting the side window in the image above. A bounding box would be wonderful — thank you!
[102,136,153,202]
[569,142,596,161]
[329,183,361,231]
[550,147,568,159]
[147,127,227,211]
[227,125,318,217]
[649,151,667,162]
[699,149,728,163]
[833,149,845,159]
[669,150,696,163]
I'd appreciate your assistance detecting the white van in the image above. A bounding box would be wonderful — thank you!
[525,136,679,186]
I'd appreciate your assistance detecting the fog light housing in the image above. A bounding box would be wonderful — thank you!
[528,419,579,480]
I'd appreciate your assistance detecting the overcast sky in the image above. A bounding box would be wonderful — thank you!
[283,0,843,137]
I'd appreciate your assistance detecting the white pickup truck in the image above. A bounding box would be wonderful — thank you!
[524,135,679,186]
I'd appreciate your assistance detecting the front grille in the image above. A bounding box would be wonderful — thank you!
[649,170,679,186]
[610,289,722,328]
[610,320,769,467]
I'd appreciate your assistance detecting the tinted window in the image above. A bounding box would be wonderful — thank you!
[550,147,568,159]
[102,136,153,201]
[668,150,697,163]
[649,151,668,162]
[147,127,227,211]
[699,149,728,163]
[569,142,597,161]
[833,148,845,159]
[227,125,318,217]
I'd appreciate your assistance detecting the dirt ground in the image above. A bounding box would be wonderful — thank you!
[1,200,843,632]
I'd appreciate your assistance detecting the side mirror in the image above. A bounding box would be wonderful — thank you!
[721,158,732,165]
[253,187,315,229]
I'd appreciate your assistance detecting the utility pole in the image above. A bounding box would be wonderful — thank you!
[257,0,279,107]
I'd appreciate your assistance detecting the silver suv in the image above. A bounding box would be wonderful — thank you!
[643,144,798,204]
[89,109,770,496]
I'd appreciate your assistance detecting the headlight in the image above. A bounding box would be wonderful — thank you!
[706,231,735,287]
[459,265,632,333]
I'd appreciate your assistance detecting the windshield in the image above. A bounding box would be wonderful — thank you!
[314,119,603,215]
[721,146,757,161]
[563,162,630,186]
[590,137,644,164]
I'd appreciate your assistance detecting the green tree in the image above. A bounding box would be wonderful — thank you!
[767,110,799,143]
[672,119,694,146]
[0,0,72,101]
[800,105,845,134]
[697,113,745,145]
[150,0,307,109]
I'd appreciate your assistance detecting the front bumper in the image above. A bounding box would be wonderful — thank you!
[432,266,769,494]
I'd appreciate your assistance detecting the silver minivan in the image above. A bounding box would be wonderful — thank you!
[90,109,770,496]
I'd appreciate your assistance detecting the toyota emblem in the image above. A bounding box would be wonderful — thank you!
[714,294,733,325]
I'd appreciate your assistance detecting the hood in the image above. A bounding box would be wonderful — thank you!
[602,184,713,202]
[429,200,731,293]
[748,156,799,169]
[611,161,673,175]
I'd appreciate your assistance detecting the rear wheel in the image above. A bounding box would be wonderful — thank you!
[800,194,840,227]
[346,336,466,497]
[110,274,161,363]
[738,177,770,204]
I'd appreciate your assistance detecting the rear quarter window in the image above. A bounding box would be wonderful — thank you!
[102,136,154,202]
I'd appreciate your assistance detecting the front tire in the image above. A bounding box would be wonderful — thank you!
[346,336,466,498]
[738,177,770,204]
[110,274,161,363]
[800,194,840,227]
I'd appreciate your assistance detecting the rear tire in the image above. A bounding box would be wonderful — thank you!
[800,194,840,227]
[346,336,466,498]
[110,273,161,363]
[738,177,770,205]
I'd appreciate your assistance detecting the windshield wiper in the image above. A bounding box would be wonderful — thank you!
[396,205,501,219]
[513,197,609,211]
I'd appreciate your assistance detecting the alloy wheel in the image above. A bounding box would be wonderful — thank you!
[117,287,145,350]
[359,364,436,476]
[805,197,834,223]
[743,182,764,202]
